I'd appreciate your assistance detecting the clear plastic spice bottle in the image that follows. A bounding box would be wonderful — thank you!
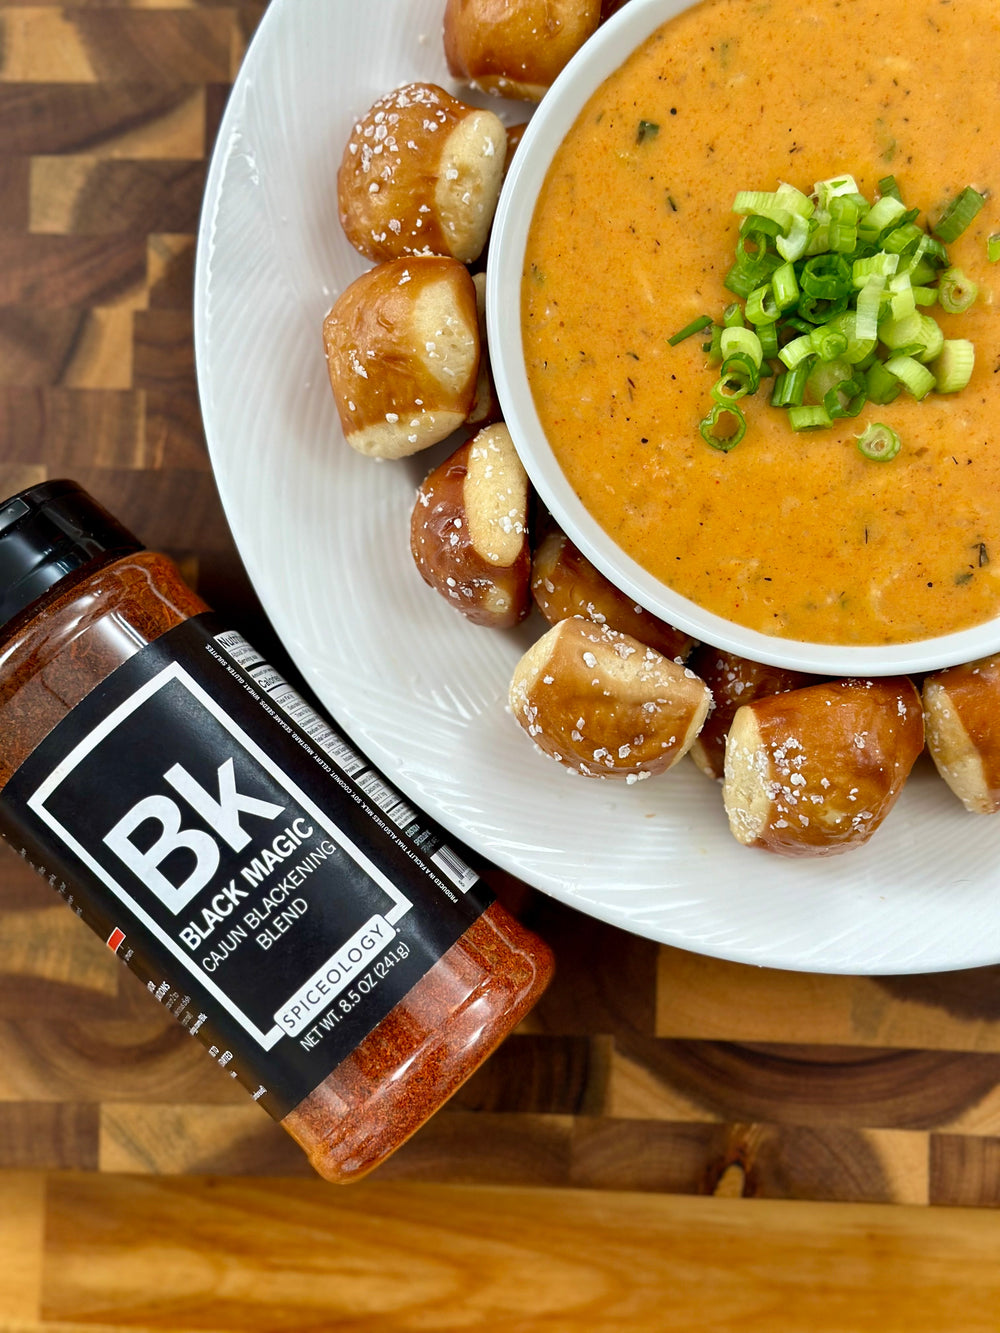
[0,480,553,1181]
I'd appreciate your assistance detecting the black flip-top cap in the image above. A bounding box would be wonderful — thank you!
[0,479,143,633]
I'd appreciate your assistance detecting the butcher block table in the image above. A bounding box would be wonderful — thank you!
[4,2,1000,1329]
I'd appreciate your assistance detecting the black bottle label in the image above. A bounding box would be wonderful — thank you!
[0,615,493,1117]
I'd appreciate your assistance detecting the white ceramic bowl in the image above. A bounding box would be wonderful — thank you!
[487,0,1000,678]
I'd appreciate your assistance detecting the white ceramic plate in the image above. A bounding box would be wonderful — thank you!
[195,0,1000,974]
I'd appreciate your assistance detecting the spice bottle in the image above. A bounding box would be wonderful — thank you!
[0,480,554,1181]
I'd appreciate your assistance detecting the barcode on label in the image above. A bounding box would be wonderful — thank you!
[431,844,479,893]
[214,631,366,777]
[355,770,418,829]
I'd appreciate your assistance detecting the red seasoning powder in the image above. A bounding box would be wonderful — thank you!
[0,481,553,1182]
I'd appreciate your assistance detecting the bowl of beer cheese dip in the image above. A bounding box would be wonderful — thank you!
[487,0,1000,677]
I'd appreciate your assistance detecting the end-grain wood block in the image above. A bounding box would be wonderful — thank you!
[99,1102,308,1177]
[30,157,206,235]
[0,83,208,158]
[0,10,235,84]
[0,388,146,467]
[0,307,133,388]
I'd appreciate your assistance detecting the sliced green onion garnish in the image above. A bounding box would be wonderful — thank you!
[937,267,978,314]
[865,359,902,406]
[858,194,906,243]
[668,314,714,346]
[756,320,779,359]
[988,234,1000,263]
[771,364,809,407]
[788,403,832,431]
[718,350,761,395]
[745,283,781,325]
[771,261,800,310]
[931,339,975,393]
[856,423,901,461]
[824,311,875,365]
[932,186,986,242]
[699,403,746,451]
[824,373,867,420]
[778,333,815,370]
[776,212,812,262]
[914,314,944,364]
[800,253,852,299]
[809,324,849,362]
[720,325,762,366]
[877,175,902,202]
[879,311,923,350]
[884,354,935,400]
[687,174,982,450]
[854,277,884,341]
[852,251,898,285]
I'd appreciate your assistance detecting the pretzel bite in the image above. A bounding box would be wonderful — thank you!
[509,617,711,780]
[410,423,531,628]
[323,256,479,459]
[723,677,924,857]
[687,647,812,780]
[923,655,1000,813]
[338,82,506,264]
[444,0,602,102]
[531,530,695,662]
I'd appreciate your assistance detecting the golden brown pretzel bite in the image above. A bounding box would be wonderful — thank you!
[410,423,532,628]
[923,654,1000,813]
[338,82,506,264]
[687,646,813,780]
[531,529,695,662]
[323,255,479,459]
[723,677,924,857]
[509,617,711,780]
[444,0,602,102]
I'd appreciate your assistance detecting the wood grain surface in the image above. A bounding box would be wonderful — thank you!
[3,1,1000,1328]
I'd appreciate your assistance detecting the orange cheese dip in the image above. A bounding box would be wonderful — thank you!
[522,0,1000,646]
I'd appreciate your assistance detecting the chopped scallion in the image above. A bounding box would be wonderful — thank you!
[931,339,975,393]
[668,314,714,346]
[684,173,983,452]
[788,403,832,431]
[699,403,746,451]
[932,186,986,242]
[937,267,978,314]
[856,423,901,461]
[884,354,935,400]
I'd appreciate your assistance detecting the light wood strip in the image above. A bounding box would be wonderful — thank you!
[0,1170,46,1322]
[0,84,206,158]
[0,10,233,83]
[656,945,1000,1051]
[29,157,205,235]
[33,1173,1000,1332]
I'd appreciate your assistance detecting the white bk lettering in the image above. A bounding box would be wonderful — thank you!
[102,757,285,911]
